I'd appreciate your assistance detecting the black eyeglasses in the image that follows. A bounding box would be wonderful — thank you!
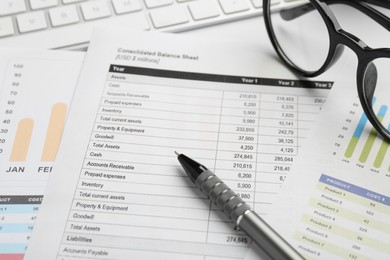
[263,0,390,143]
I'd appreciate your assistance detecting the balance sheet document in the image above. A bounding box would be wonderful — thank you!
[25,28,335,259]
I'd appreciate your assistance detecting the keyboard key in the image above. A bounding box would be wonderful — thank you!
[149,6,188,28]
[17,11,48,33]
[0,0,27,16]
[144,0,173,9]
[251,0,280,8]
[188,0,220,21]
[63,0,85,3]
[81,0,111,20]
[112,0,142,15]
[0,17,15,37]
[251,0,261,8]
[218,0,251,14]
[49,5,80,26]
[30,0,59,10]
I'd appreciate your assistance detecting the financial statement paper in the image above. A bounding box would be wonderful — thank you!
[25,28,339,259]
[0,48,84,259]
[246,56,390,259]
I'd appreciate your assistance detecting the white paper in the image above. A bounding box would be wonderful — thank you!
[0,48,84,258]
[25,28,337,259]
[262,57,390,259]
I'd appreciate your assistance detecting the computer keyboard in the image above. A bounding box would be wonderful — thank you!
[0,0,305,49]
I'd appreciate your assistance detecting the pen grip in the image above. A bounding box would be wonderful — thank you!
[195,169,251,223]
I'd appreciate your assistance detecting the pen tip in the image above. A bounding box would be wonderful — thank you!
[174,151,180,157]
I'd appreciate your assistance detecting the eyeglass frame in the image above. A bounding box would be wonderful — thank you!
[263,0,390,142]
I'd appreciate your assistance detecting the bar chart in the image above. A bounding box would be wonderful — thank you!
[0,51,83,260]
[0,58,77,174]
[8,103,67,163]
[340,101,390,174]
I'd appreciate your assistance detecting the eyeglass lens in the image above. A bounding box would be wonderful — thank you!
[268,0,329,72]
[363,58,390,138]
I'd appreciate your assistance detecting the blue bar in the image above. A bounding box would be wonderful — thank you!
[378,105,388,118]
[0,205,39,214]
[0,244,27,254]
[352,98,378,138]
[353,113,368,138]
[0,224,33,233]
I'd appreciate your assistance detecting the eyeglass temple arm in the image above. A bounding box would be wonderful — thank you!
[280,0,390,31]
[361,0,390,9]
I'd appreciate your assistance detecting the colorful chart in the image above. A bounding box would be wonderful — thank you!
[0,51,83,260]
[336,101,390,175]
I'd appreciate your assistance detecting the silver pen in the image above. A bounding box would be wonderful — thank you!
[175,152,304,260]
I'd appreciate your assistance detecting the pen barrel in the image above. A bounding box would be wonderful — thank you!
[238,211,304,260]
[195,169,304,260]
[195,169,251,223]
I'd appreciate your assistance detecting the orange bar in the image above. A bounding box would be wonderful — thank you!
[10,118,34,161]
[41,103,67,161]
